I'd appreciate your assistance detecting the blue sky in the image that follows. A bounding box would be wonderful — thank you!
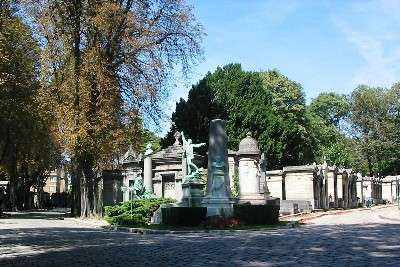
[161,0,400,133]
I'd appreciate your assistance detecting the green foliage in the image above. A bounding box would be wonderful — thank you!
[349,85,400,175]
[163,64,314,169]
[307,93,360,169]
[140,129,161,153]
[160,73,225,153]
[232,172,240,198]
[308,93,349,129]
[308,85,400,175]
[104,198,175,226]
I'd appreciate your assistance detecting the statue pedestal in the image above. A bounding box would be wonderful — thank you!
[202,195,235,217]
[202,119,234,217]
[202,163,234,216]
[180,181,205,207]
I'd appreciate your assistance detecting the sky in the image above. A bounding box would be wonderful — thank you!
[161,0,400,134]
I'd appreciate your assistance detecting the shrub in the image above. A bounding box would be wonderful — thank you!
[104,198,175,226]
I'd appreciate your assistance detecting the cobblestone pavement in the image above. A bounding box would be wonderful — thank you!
[1,206,399,267]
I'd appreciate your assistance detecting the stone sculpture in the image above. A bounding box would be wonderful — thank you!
[133,175,154,199]
[181,132,205,182]
[144,143,153,156]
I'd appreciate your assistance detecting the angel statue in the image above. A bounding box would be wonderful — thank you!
[181,132,206,177]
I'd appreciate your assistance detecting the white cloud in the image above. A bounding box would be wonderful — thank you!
[334,0,400,88]
[239,0,300,29]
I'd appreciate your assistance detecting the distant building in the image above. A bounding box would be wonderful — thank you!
[43,167,70,194]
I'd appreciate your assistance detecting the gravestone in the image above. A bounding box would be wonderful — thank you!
[202,119,234,216]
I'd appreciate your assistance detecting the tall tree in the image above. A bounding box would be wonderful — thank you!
[307,93,358,168]
[308,93,349,129]
[0,2,60,209]
[349,85,400,175]
[163,64,314,169]
[161,71,226,152]
[24,0,203,216]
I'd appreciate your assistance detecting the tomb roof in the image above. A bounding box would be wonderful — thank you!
[238,132,260,155]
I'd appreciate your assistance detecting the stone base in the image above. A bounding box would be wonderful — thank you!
[180,181,205,207]
[162,207,207,226]
[202,196,235,217]
[239,193,270,205]
[280,200,312,215]
[233,203,280,225]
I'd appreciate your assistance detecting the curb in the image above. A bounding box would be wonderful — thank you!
[64,217,110,228]
[102,222,299,235]
[298,204,395,223]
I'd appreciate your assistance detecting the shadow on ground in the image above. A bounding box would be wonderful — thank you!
[1,219,400,267]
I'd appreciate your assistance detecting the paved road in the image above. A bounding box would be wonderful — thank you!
[1,206,399,267]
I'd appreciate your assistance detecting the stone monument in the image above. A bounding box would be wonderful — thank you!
[202,119,234,216]
[237,132,266,204]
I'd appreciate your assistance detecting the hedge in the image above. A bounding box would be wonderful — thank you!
[104,198,175,226]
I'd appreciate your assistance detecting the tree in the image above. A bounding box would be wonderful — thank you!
[307,93,357,168]
[0,2,60,209]
[24,0,204,217]
[163,64,315,169]
[258,70,314,168]
[349,85,400,176]
[161,71,226,153]
[308,93,349,129]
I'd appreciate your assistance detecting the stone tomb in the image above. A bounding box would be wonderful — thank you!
[381,176,399,203]
[237,133,266,204]
[283,165,321,210]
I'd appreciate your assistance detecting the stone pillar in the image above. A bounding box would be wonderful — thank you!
[202,119,234,216]
[144,155,153,193]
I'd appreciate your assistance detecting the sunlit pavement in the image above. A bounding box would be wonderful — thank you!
[1,206,399,266]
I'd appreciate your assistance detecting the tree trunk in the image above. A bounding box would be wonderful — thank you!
[80,162,102,217]
[70,162,81,216]
[8,145,18,211]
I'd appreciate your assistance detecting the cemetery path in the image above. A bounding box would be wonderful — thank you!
[1,206,400,267]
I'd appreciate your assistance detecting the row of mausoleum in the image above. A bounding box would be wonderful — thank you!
[101,130,399,214]
[265,165,399,214]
